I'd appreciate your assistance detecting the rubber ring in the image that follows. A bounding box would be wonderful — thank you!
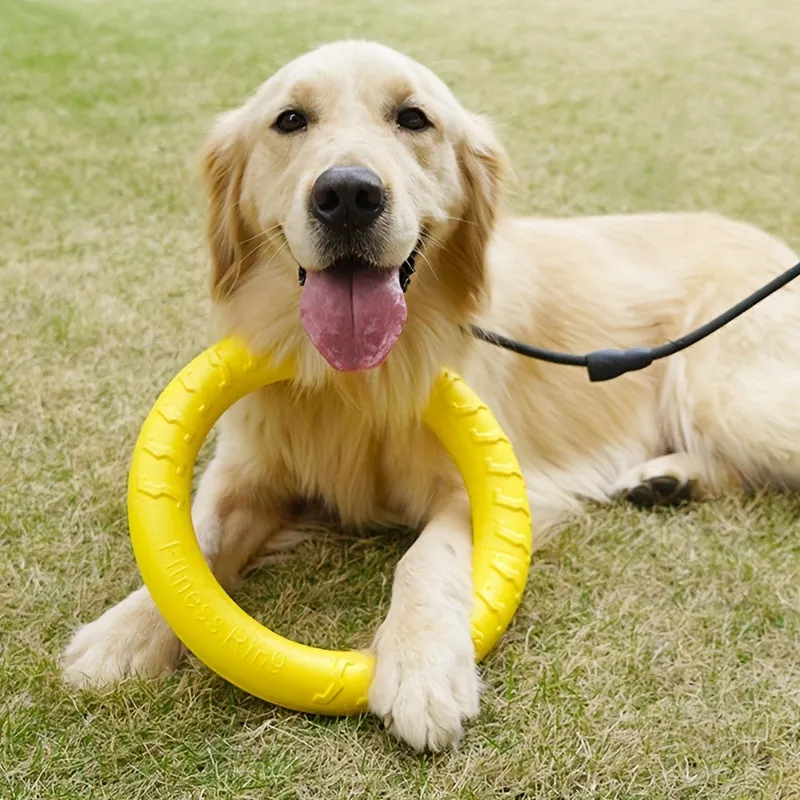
[128,337,532,715]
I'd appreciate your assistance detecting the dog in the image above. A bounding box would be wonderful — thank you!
[62,40,800,751]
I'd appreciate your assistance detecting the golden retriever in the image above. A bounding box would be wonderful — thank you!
[62,40,800,751]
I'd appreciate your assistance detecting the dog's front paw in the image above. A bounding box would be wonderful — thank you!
[61,587,183,688]
[368,613,480,751]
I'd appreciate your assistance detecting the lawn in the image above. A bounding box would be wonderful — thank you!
[2,0,800,797]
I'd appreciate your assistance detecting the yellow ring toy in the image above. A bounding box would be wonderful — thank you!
[128,337,532,716]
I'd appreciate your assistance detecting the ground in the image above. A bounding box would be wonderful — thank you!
[2,0,800,797]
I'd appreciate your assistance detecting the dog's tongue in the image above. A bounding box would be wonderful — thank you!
[299,260,407,371]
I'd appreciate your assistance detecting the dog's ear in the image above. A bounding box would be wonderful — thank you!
[200,111,256,299]
[440,113,508,315]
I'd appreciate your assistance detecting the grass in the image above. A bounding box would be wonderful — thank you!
[2,0,800,796]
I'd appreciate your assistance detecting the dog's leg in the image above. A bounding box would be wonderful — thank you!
[61,456,293,688]
[369,492,479,751]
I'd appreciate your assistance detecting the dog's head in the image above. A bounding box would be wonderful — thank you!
[202,41,506,387]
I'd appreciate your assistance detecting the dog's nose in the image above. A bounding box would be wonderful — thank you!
[310,166,385,233]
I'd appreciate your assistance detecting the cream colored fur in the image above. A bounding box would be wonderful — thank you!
[62,41,800,751]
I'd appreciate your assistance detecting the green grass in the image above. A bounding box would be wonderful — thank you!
[2,0,800,796]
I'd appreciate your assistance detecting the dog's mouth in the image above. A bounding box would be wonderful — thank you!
[298,248,418,372]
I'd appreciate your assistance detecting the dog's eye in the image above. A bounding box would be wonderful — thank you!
[274,110,308,134]
[396,107,432,132]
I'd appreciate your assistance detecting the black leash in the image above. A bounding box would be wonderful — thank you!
[470,260,800,382]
